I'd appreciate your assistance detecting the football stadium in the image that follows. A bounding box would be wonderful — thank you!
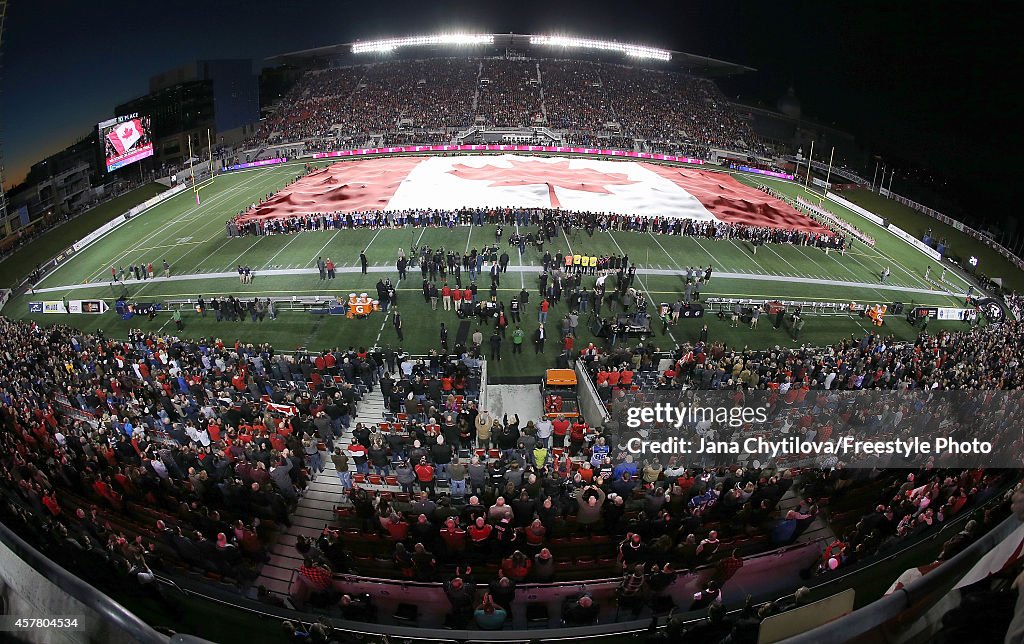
[0,10,1022,644]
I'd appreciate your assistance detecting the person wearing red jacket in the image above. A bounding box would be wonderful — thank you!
[552,415,570,447]
[606,370,621,387]
[619,368,634,387]
[442,284,452,311]
[468,517,493,554]
[414,457,436,494]
[439,518,467,555]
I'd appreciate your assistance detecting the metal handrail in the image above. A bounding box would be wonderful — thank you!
[0,519,168,643]
[787,511,1021,643]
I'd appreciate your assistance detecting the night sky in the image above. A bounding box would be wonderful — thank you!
[2,1,1014,224]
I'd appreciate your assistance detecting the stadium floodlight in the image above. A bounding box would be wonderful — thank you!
[352,33,494,54]
[529,35,671,61]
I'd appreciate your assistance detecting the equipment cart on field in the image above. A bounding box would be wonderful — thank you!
[541,369,581,419]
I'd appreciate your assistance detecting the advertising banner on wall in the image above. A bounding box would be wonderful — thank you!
[30,300,108,314]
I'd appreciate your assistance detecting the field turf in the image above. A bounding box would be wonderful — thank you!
[2,157,978,379]
[841,189,1024,293]
[0,183,167,287]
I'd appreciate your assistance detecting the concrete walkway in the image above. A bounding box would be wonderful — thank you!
[485,384,544,422]
[251,388,385,597]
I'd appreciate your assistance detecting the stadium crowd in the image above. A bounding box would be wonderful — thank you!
[476,59,543,128]
[0,297,1017,637]
[229,204,845,255]
[246,57,769,158]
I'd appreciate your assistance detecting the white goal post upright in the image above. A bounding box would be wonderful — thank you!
[188,134,198,204]
[190,129,216,205]
[820,146,835,206]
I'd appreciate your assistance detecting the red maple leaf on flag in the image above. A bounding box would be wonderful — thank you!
[122,127,134,137]
[447,158,637,207]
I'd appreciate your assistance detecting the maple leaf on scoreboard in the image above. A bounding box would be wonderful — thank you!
[447,159,637,207]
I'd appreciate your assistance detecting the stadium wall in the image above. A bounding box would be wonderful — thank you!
[20,184,190,292]
[825,191,942,261]
[882,189,1024,272]
[0,522,166,643]
[311,144,704,165]
[575,361,612,428]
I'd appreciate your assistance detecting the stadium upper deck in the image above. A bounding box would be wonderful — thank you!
[265,33,756,77]
[251,34,769,159]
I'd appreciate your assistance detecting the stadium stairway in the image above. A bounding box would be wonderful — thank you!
[777,487,837,545]
[251,388,386,597]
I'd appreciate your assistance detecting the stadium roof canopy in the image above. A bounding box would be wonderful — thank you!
[265,33,755,77]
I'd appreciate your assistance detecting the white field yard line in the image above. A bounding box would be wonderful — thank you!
[87,167,285,282]
[160,168,302,273]
[413,227,427,251]
[794,183,943,291]
[605,231,676,343]
[221,236,265,272]
[806,243,897,301]
[838,245,911,300]
[190,237,236,274]
[739,175,947,288]
[86,167,290,284]
[687,234,720,270]
[794,243,858,281]
[344,226,391,267]
[374,278,402,343]
[561,227,574,256]
[305,228,343,268]
[724,238,777,276]
[156,173,296,276]
[515,223,525,288]
[33,268,959,311]
[647,232,685,275]
[465,224,475,253]
[262,231,308,270]
[858,242,937,291]
[130,241,206,253]
[759,243,807,278]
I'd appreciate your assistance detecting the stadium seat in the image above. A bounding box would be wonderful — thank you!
[575,556,595,568]
[526,603,550,624]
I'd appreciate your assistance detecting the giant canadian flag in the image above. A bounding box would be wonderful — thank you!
[239,154,827,233]
[387,155,715,220]
[107,119,144,156]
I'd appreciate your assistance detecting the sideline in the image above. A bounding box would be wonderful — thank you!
[27,264,958,298]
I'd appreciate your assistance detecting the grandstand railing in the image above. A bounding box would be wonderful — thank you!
[0,519,172,643]
[158,536,822,641]
[786,155,1024,273]
[306,142,705,164]
[575,358,612,427]
[789,510,1021,643]
[0,394,1011,642]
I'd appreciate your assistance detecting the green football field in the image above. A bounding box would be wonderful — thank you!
[3,156,978,379]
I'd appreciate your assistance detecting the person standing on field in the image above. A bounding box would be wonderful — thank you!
[393,308,404,341]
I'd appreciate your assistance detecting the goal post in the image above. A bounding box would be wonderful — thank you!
[189,129,216,204]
